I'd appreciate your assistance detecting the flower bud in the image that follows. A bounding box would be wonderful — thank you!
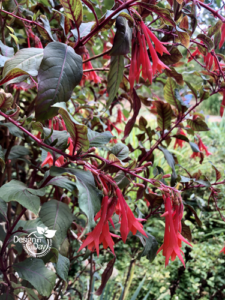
[0,89,13,112]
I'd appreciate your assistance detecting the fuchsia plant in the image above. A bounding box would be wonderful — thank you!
[1,0,225,298]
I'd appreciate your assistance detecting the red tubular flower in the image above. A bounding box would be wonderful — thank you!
[220,90,225,117]
[198,137,212,156]
[78,196,117,255]
[116,188,147,242]
[129,22,170,89]
[41,152,64,168]
[220,246,225,254]
[80,50,102,86]
[174,129,187,149]
[219,23,225,49]
[157,195,192,267]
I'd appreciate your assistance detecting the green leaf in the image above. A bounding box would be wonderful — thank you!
[176,27,190,48]
[0,180,45,215]
[197,34,214,52]
[159,47,183,65]
[53,102,89,152]
[46,176,77,192]
[173,134,189,142]
[50,166,101,229]
[189,142,200,152]
[208,20,223,37]
[130,277,146,300]
[140,4,175,26]
[60,0,83,26]
[38,15,55,41]
[164,78,188,111]
[13,258,56,297]
[0,48,43,85]
[71,21,95,39]
[136,231,158,262]
[88,129,113,147]
[8,145,29,160]
[159,146,176,175]
[165,67,184,85]
[194,179,211,187]
[187,118,209,131]
[110,16,132,56]
[110,143,129,160]
[107,55,124,107]
[39,199,73,248]
[0,40,14,57]
[35,42,83,121]
[0,197,7,221]
[185,80,198,100]
[55,253,70,281]
[0,122,23,137]
[154,101,173,131]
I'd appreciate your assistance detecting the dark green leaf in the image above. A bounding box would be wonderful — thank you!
[0,180,45,215]
[110,143,129,160]
[158,146,176,176]
[88,129,113,147]
[110,16,132,56]
[154,101,173,131]
[13,258,56,297]
[8,145,29,160]
[0,145,5,172]
[164,78,188,111]
[46,176,77,192]
[197,34,214,52]
[187,118,209,131]
[107,55,124,107]
[189,142,200,152]
[56,253,70,281]
[39,199,73,248]
[165,67,184,85]
[0,197,7,221]
[0,122,23,138]
[159,47,183,65]
[35,42,83,121]
[136,231,158,262]
[50,166,101,229]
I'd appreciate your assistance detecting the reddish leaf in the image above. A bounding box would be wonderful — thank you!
[95,257,116,296]
[123,89,141,140]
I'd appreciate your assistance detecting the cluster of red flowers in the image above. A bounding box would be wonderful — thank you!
[129,21,170,89]
[78,185,147,255]
[191,136,212,159]
[174,128,187,149]
[80,49,101,86]
[40,117,73,167]
[157,193,192,267]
